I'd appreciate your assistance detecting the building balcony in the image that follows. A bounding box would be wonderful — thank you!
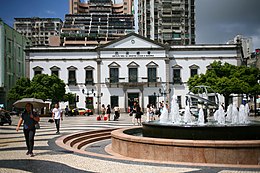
[172,77,183,85]
[85,79,94,86]
[68,79,77,86]
[105,77,162,88]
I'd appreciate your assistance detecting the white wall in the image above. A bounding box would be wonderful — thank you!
[28,37,240,111]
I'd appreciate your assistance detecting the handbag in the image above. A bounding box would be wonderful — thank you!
[97,115,101,121]
[35,122,40,129]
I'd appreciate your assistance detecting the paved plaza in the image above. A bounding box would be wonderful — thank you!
[0,114,260,173]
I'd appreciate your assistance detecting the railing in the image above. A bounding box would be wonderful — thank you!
[105,77,162,87]
[85,79,94,85]
[68,79,77,85]
[172,77,182,85]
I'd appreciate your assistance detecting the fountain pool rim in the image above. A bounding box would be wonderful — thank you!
[111,127,260,165]
[142,120,260,140]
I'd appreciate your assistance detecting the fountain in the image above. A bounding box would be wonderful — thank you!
[111,86,260,165]
[183,104,192,123]
[226,103,232,121]
[159,105,169,123]
[216,104,226,124]
[232,104,239,124]
[197,108,205,124]
[170,95,181,124]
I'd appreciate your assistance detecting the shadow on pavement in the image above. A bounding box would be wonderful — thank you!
[0,159,94,173]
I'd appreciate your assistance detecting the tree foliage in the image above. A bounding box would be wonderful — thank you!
[63,92,76,106]
[188,61,260,106]
[8,77,31,101]
[8,74,66,103]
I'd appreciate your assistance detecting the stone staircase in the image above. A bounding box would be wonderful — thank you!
[59,128,117,153]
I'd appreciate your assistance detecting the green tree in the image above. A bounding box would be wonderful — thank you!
[188,61,260,109]
[8,77,31,101]
[8,74,66,104]
[30,74,66,103]
[63,92,76,108]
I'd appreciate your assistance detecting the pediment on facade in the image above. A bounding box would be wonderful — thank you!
[172,64,183,69]
[206,65,212,69]
[189,64,199,69]
[127,61,139,67]
[146,61,158,67]
[108,62,121,67]
[67,66,78,70]
[101,33,165,49]
[84,65,94,70]
[50,66,60,70]
[33,66,43,70]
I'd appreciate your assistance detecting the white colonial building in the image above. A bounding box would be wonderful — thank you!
[26,33,242,112]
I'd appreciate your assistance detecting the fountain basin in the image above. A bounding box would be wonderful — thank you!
[111,127,260,165]
[142,121,260,140]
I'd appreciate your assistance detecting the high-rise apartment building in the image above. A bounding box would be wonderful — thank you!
[14,17,63,46]
[70,0,133,15]
[62,0,134,46]
[0,19,31,109]
[138,0,195,45]
[227,35,253,59]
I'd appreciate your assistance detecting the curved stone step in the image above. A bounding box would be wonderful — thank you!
[70,132,111,148]
[76,134,111,150]
[62,128,117,151]
[63,128,116,144]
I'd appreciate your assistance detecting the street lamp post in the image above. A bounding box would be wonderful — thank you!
[93,92,103,115]
[159,88,171,102]
[81,88,94,109]
[82,88,94,97]
[82,88,103,114]
[153,92,160,109]
[153,87,171,108]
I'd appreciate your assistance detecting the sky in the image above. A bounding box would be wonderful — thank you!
[0,0,259,49]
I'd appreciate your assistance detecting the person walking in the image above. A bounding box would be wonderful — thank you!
[106,104,111,121]
[65,105,70,116]
[16,103,40,157]
[113,105,120,121]
[146,104,151,122]
[132,102,137,125]
[52,103,63,134]
[101,104,106,119]
[135,103,142,125]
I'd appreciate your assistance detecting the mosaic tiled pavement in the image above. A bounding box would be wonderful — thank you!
[1,114,260,173]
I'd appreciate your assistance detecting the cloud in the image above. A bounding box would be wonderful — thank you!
[45,10,56,15]
[196,0,260,49]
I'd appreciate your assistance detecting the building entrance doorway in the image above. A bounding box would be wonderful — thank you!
[149,95,156,107]
[85,97,93,110]
[128,93,139,111]
[111,96,119,109]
